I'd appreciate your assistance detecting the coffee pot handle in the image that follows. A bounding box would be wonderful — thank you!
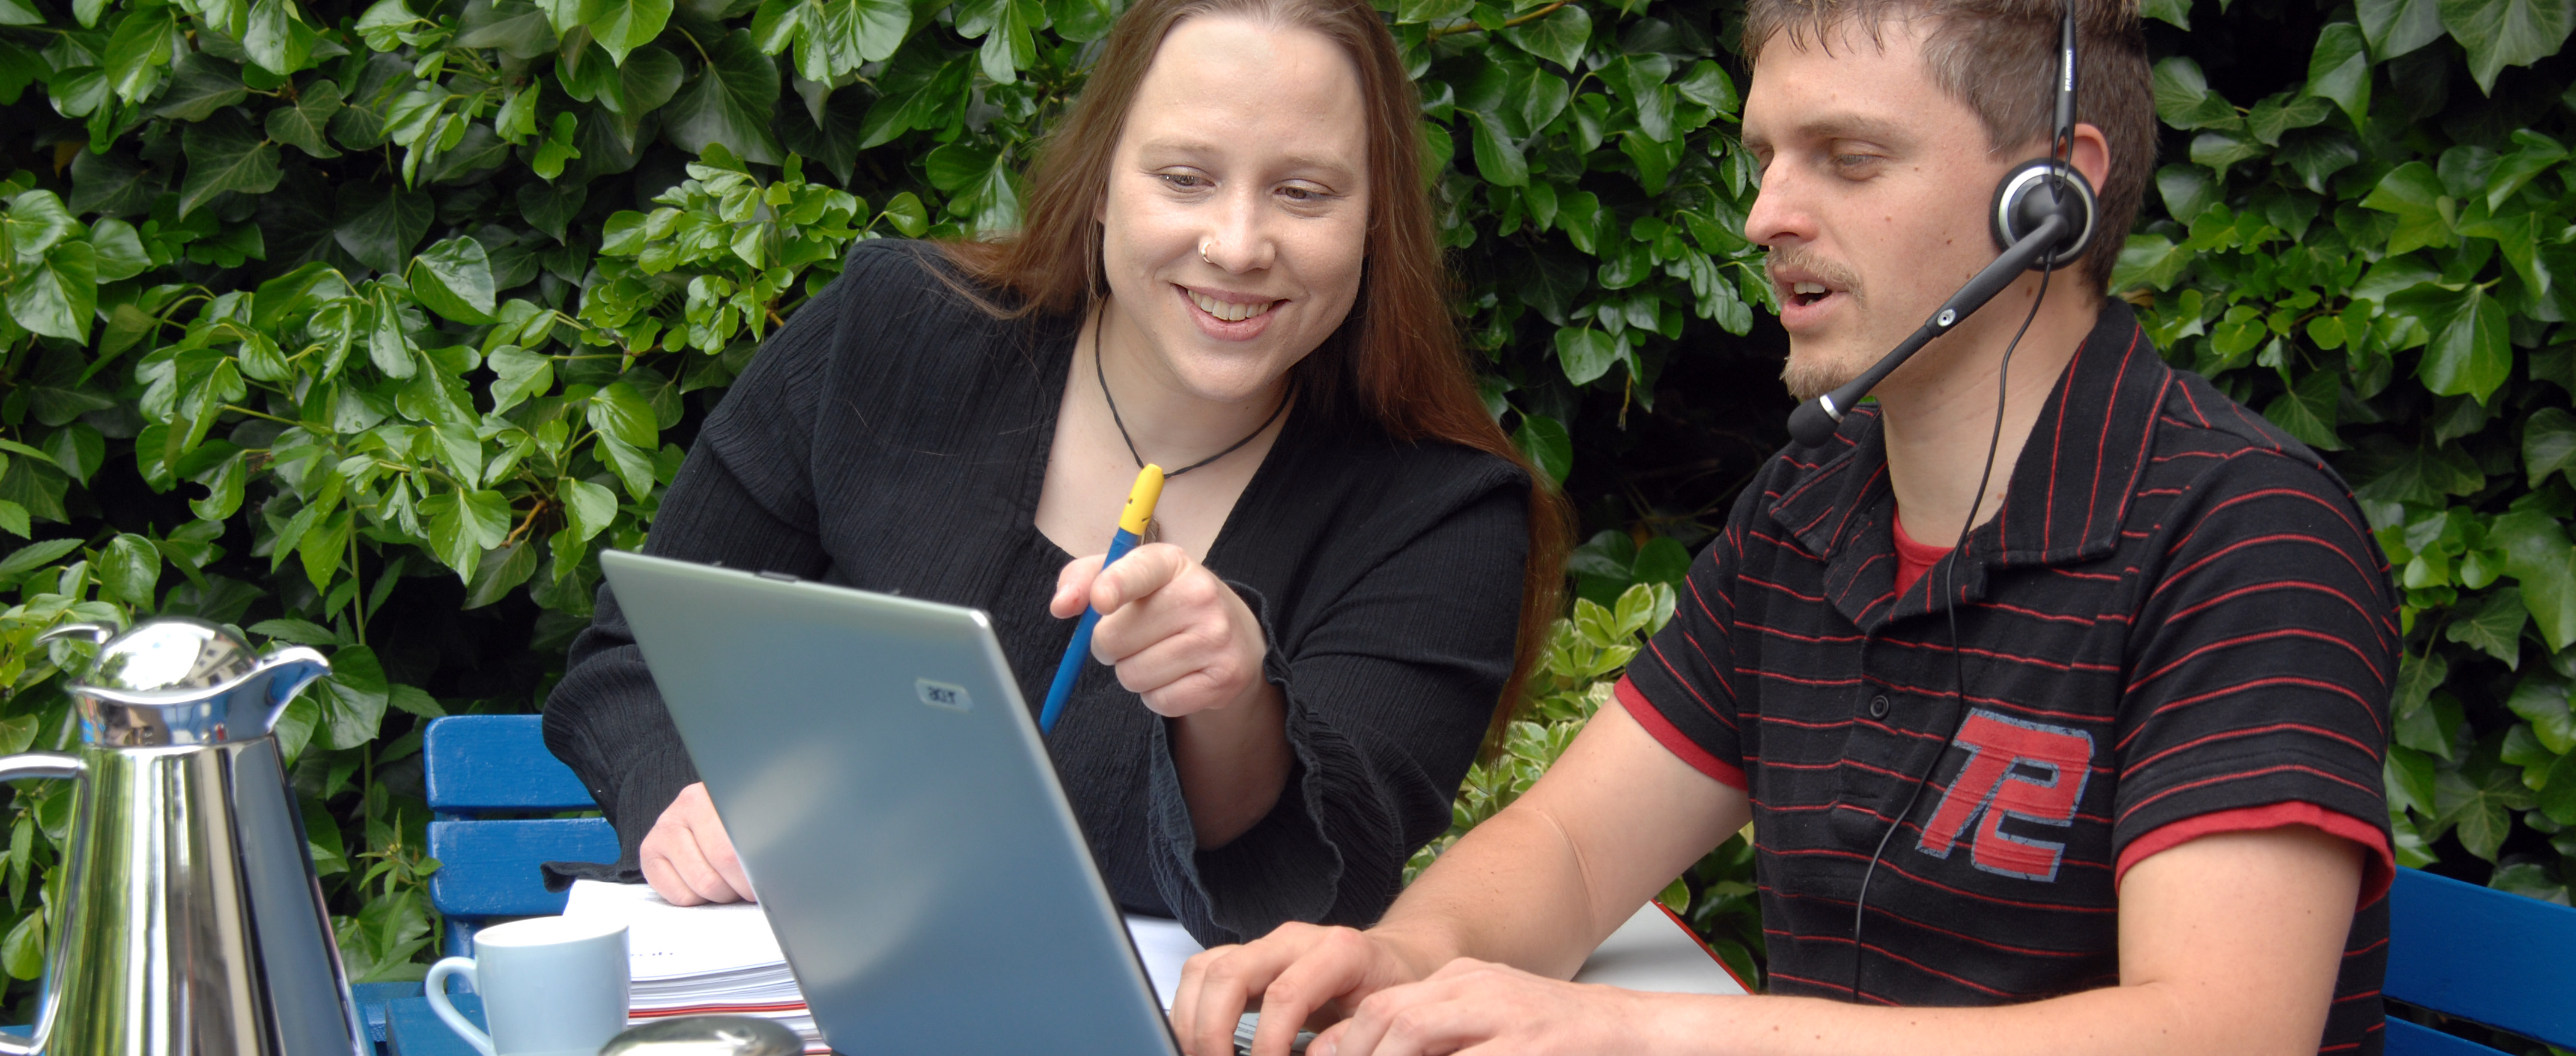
[0,753,84,1056]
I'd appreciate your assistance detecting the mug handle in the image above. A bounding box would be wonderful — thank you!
[424,957,496,1056]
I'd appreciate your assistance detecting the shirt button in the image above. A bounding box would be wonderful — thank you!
[1868,694,1891,719]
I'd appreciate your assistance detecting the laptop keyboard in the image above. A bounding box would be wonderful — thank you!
[1232,1013,1313,1054]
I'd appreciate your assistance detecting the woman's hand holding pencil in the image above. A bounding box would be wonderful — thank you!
[1048,542,1274,720]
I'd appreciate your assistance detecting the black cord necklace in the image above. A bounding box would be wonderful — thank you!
[1091,309,1293,481]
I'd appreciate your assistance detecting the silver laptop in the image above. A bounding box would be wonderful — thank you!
[602,548,1192,1055]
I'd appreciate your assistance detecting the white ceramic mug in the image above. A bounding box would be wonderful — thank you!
[425,915,631,1056]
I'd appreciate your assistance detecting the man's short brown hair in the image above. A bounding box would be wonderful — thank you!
[1742,0,2153,287]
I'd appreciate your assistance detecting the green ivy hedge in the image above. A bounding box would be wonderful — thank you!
[0,0,2570,1014]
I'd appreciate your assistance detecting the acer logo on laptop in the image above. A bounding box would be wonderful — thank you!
[916,679,972,712]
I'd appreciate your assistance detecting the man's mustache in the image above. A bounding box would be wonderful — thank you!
[1764,245,1865,301]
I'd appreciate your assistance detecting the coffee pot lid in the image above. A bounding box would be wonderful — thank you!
[52,618,261,697]
[38,617,330,746]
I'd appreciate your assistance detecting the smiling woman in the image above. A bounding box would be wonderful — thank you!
[538,0,1575,947]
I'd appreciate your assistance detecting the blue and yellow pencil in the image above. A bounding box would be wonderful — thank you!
[1038,465,1165,734]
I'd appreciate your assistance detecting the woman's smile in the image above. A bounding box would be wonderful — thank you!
[1182,285,1283,332]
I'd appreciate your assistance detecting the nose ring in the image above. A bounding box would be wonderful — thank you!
[1199,239,1216,264]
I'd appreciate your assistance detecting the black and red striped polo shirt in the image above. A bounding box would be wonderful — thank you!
[1620,300,2398,1052]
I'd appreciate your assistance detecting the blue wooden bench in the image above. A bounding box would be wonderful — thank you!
[372,715,621,1055]
[2385,866,2576,1054]
[423,714,619,957]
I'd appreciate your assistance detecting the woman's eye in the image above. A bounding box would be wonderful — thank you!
[1159,172,1209,190]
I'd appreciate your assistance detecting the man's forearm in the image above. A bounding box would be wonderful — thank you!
[1645,979,2312,1056]
[1375,703,1754,981]
[1368,804,1618,980]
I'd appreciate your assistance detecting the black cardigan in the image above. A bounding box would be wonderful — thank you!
[542,240,1531,944]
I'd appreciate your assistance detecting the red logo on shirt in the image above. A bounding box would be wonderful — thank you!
[1914,709,2095,882]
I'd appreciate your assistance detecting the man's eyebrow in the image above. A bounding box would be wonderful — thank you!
[1748,114,1911,149]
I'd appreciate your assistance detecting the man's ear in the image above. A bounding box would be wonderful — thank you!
[2070,121,2110,195]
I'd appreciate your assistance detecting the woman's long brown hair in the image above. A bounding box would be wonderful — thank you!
[938,0,1573,748]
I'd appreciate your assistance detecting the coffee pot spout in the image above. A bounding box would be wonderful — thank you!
[237,649,331,739]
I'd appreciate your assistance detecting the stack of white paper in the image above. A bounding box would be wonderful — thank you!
[560,880,825,1052]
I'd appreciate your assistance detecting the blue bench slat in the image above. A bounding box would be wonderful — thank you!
[386,994,485,1056]
[2387,866,2576,1048]
[2385,1016,2509,1056]
[424,715,597,813]
[352,980,425,1045]
[426,817,618,918]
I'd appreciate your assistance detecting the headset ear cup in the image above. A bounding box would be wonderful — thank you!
[1988,159,2097,270]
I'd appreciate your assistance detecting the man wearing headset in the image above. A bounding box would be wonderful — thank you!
[1171,0,2398,1054]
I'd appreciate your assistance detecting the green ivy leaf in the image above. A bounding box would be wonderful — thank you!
[2435,759,2536,861]
[2188,130,2263,180]
[103,8,180,101]
[2506,672,2576,754]
[560,476,618,542]
[2140,0,2189,26]
[241,0,311,75]
[881,190,928,238]
[2438,0,2574,94]
[2360,0,2447,58]
[332,183,433,275]
[587,381,658,449]
[315,643,389,750]
[67,148,158,216]
[2150,57,2240,132]
[2363,162,2455,256]
[190,449,248,520]
[1511,411,1571,485]
[2448,585,2528,666]
[661,29,781,165]
[1499,3,1588,71]
[463,539,538,608]
[151,52,251,123]
[2278,129,2361,196]
[2393,651,2457,757]
[1,913,43,982]
[4,241,96,342]
[419,488,512,579]
[2492,509,2576,651]
[457,0,559,58]
[1465,110,1528,187]
[265,77,343,157]
[2304,22,2371,124]
[579,0,671,65]
[1040,0,1110,41]
[2245,93,2332,147]
[1554,326,1618,386]
[2404,282,2510,402]
[175,110,281,219]
[2262,369,2345,451]
[2526,407,2576,489]
[98,532,158,607]
[487,345,556,413]
[2540,751,2576,827]
[408,236,497,324]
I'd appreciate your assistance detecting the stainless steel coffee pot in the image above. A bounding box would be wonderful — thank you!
[0,617,367,1055]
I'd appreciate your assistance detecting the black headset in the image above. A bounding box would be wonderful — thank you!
[1782,2,2096,449]
[1816,0,2091,1003]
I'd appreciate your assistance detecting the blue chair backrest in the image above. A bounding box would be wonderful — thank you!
[422,715,618,956]
[2384,866,2576,1055]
